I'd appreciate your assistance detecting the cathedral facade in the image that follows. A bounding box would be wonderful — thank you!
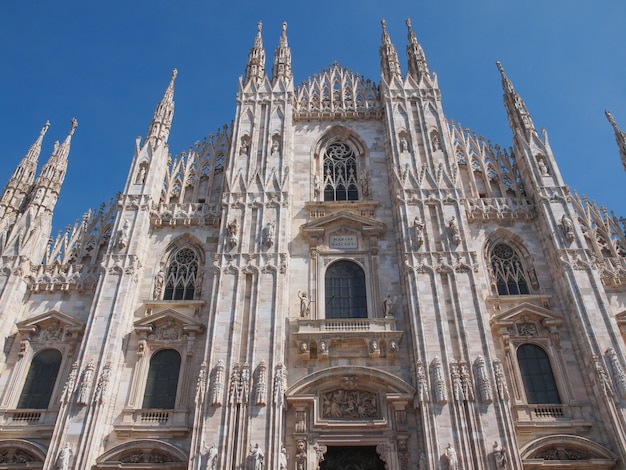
[1,19,626,469]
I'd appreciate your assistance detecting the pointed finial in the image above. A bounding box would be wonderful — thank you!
[41,121,51,137]
[605,110,626,173]
[606,109,617,127]
[496,61,535,134]
[145,69,177,142]
[496,61,514,92]
[379,19,401,82]
[245,20,267,84]
[272,20,292,83]
[68,117,78,136]
[405,17,429,81]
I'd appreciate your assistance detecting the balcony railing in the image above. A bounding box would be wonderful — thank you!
[297,317,398,334]
[115,408,190,437]
[513,403,592,430]
[294,317,403,359]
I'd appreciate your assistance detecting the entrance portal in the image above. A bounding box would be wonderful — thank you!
[319,446,386,470]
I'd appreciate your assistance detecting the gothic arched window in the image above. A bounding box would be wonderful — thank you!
[17,349,62,409]
[323,142,359,201]
[490,243,530,295]
[142,349,181,409]
[517,344,561,404]
[163,247,199,301]
[325,260,367,319]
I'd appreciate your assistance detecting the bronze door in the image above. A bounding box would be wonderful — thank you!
[319,446,385,470]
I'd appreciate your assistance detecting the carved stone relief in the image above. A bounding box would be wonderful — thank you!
[321,389,379,419]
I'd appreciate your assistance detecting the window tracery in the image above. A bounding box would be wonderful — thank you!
[162,247,199,301]
[323,143,359,201]
[490,243,530,295]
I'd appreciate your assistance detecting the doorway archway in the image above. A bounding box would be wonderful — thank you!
[320,446,385,470]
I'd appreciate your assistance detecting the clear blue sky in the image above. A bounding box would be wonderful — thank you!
[1,1,625,233]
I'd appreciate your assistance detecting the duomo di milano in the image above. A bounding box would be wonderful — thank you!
[2,17,626,470]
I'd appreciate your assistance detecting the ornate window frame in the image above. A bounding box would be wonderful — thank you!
[117,308,203,437]
[490,303,588,429]
[297,212,402,359]
[485,232,540,299]
[311,126,369,202]
[300,211,386,321]
[0,311,83,432]
[152,238,204,303]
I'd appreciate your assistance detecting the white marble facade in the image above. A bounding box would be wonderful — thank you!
[0,19,625,469]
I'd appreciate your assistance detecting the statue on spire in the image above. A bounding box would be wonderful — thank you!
[496,61,535,135]
[146,69,177,143]
[405,18,429,81]
[379,19,401,83]
[245,21,266,85]
[606,110,626,173]
[272,22,292,84]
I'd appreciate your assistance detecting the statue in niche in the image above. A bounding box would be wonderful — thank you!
[116,219,130,249]
[369,340,380,354]
[538,158,549,176]
[359,169,369,197]
[56,443,72,470]
[448,216,461,246]
[444,443,458,470]
[227,219,239,249]
[414,217,425,247]
[399,134,409,153]
[383,294,394,317]
[279,447,288,470]
[318,340,328,354]
[247,443,264,470]
[240,137,249,156]
[263,221,275,247]
[77,360,95,405]
[561,214,575,243]
[416,360,430,403]
[431,132,441,151]
[135,164,146,184]
[271,138,280,156]
[204,443,218,470]
[493,442,508,468]
[153,265,165,300]
[298,291,311,317]
[313,174,321,198]
[418,450,427,470]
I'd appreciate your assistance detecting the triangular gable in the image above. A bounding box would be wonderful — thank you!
[16,309,84,336]
[490,302,564,329]
[134,308,203,336]
[300,211,386,240]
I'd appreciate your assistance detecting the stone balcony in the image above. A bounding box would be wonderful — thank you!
[115,408,190,437]
[513,403,592,432]
[293,317,403,359]
[0,409,57,437]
